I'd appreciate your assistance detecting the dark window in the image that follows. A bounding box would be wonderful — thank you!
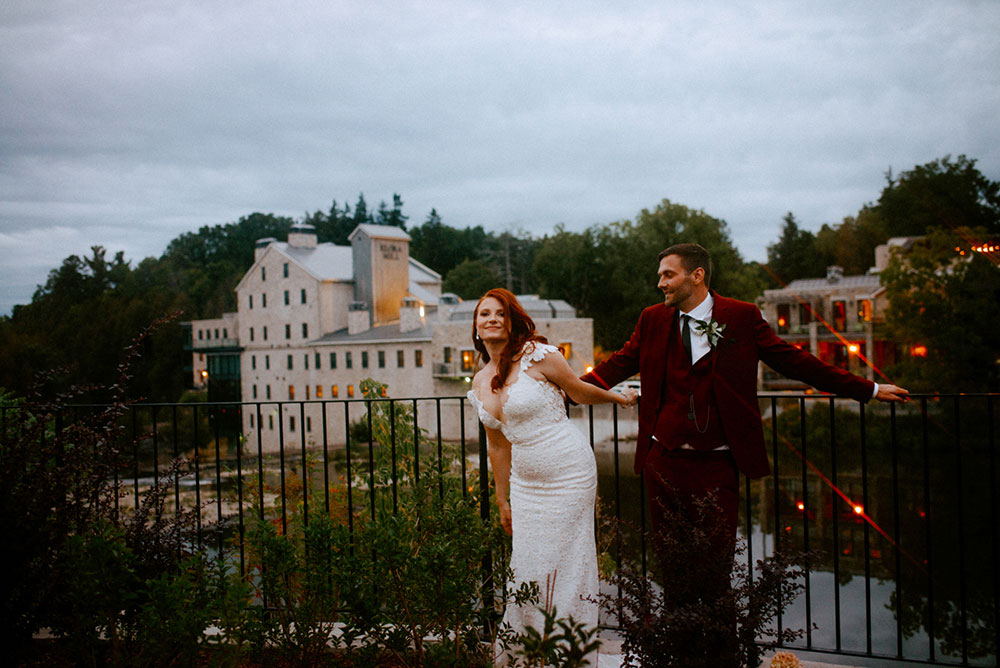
[284,290,290,305]
[266,385,271,399]
[252,385,257,399]
[306,416,312,433]
[304,354,309,370]
[262,293,267,308]
[265,354,270,370]
[397,350,405,367]
[289,415,295,431]
[444,346,452,364]
[283,262,289,278]
[301,289,307,304]
[362,351,369,369]
[287,354,293,370]
[415,349,423,367]
[285,324,291,339]
[378,351,385,368]
[198,330,203,340]
[346,352,353,369]
[302,323,308,338]
[251,355,256,370]
[263,326,268,341]
[249,294,253,309]
[330,352,337,369]
[261,267,266,281]
[268,414,273,429]
[798,302,812,326]
[250,328,254,342]
[315,352,321,368]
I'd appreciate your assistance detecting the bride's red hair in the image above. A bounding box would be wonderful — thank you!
[472,288,548,393]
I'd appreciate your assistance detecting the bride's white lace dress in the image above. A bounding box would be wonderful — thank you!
[468,341,599,665]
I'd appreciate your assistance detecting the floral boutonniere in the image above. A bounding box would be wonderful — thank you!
[693,318,727,348]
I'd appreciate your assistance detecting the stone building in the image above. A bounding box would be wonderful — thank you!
[756,238,920,390]
[185,223,594,451]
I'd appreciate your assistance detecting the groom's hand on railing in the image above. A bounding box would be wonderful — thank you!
[875,384,910,403]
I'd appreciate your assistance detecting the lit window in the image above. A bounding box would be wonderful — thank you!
[288,385,295,400]
[777,304,790,333]
[332,385,339,397]
[316,385,323,398]
[461,350,475,372]
[415,349,423,367]
[347,385,354,398]
[306,385,311,400]
[858,300,872,322]
[444,346,452,364]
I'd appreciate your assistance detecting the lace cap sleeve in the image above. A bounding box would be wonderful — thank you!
[519,341,562,371]
[467,390,504,430]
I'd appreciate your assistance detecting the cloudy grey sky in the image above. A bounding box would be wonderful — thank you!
[2,0,998,315]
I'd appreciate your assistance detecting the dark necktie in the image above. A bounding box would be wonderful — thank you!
[681,314,692,362]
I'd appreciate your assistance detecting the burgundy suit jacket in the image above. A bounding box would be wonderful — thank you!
[583,292,875,479]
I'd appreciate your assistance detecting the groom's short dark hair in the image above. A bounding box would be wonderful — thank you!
[658,243,712,287]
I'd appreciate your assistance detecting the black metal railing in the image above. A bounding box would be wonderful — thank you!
[3,392,997,666]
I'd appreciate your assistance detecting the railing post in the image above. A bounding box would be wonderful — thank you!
[479,420,495,634]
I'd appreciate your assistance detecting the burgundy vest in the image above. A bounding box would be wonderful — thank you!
[652,315,727,450]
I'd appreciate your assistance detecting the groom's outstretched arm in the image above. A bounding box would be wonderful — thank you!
[581,309,645,390]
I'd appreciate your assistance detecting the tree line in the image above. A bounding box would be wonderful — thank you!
[0,155,997,401]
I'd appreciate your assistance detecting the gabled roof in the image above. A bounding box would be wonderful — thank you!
[348,224,411,242]
[409,256,442,281]
[764,273,882,298]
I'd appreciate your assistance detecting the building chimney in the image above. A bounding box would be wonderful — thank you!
[826,265,844,283]
[288,223,317,249]
[255,237,277,261]
[348,301,370,335]
[399,297,425,333]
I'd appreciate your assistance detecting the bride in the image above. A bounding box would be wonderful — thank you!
[467,288,637,665]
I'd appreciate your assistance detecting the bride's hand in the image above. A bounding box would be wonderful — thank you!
[616,388,639,407]
[498,502,513,535]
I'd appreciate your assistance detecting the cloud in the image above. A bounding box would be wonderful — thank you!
[1,0,998,314]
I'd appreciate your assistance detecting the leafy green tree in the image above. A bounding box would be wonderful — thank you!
[376,193,408,229]
[765,212,827,285]
[409,209,490,277]
[880,226,1000,391]
[814,206,887,276]
[442,259,501,299]
[876,155,1000,237]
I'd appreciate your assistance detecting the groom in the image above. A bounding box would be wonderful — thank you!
[582,244,908,635]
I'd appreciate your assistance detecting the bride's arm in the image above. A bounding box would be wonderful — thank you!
[485,425,513,535]
[534,350,638,407]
